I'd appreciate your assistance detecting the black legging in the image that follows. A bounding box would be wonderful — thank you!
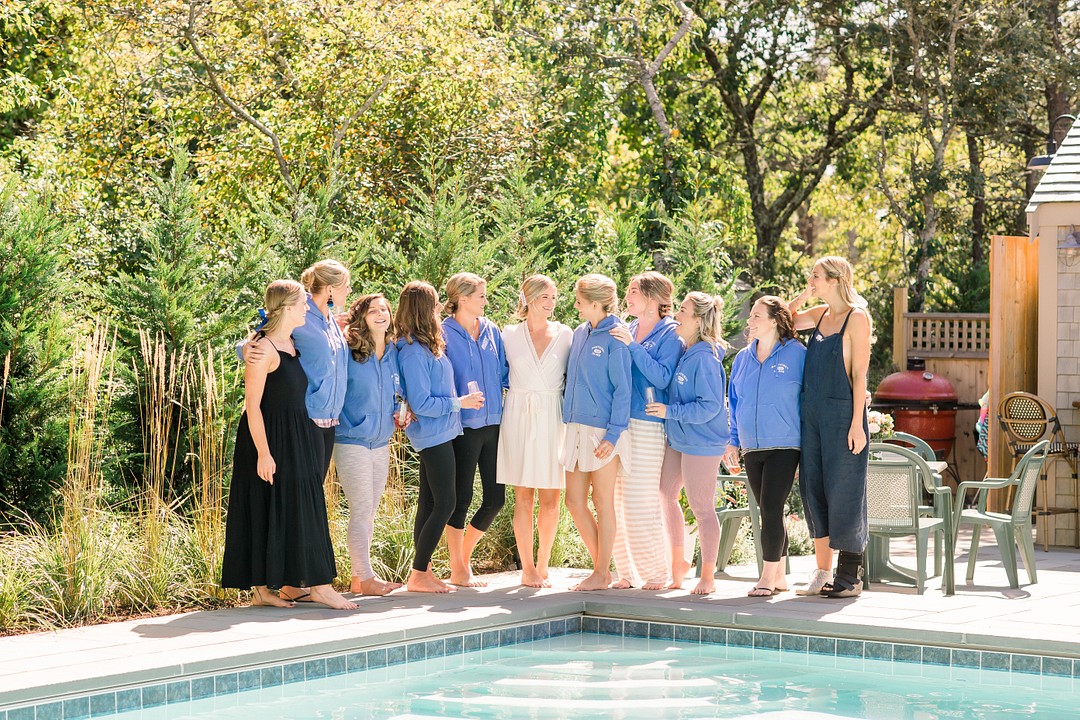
[413,441,457,571]
[743,448,800,562]
[450,425,505,532]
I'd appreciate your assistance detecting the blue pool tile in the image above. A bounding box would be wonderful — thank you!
[499,628,517,646]
[701,627,727,645]
[894,644,922,663]
[780,634,808,652]
[426,639,446,658]
[754,632,780,650]
[808,636,836,656]
[728,629,753,647]
[519,625,535,643]
[565,616,582,633]
[261,665,283,687]
[675,624,700,643]
[347,651,367,673]
[191,676,216,699]
[1010,654,1041,675]
[238,669,261,690]
[981,651,1010,671]
[283,661,307,685]
[116,688,142,713]
[649,623,674,641]
[386,644,407,666]
[581,616,599,634]
[63,696,90,720]
[89,693,116,717]
[481,630,500,649]
[533,622,551,641]
[142,684,166,708]
[367,648,388,669]
[864,642,893,661]
[598,618,623,636]
[305,659,327,680]
[623,621,648,638]
[166,680,191,704]
[922,646,950,666]
[444,634,463,655]
[407,642,426,662]
[1043,657,1071,677]
[216,672,239,695]
[324,656,345,677]
[548,618,566,636]
[951,649,980,669]
[835,639,864,658]
[464,632,481,652]
[7,708,32,720]
[34,702,62,720]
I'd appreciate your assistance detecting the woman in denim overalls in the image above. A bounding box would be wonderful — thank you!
[789,257,873,598]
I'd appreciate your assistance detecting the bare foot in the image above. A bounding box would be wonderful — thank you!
[610,579,632,589]
[521,568,549,588]
[449,571,488,587]
[251,586,294,608]
[671,558,692,588]
[572,571,612,591]
[279,584,305,601]
[408,570,454,593]
[307,584,359,610]
[353,577,402,596]
[642,581,666,590]
[538,565,550,580]
[691,578,715,595]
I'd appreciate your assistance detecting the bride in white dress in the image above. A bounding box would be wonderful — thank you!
[496,274,573,588]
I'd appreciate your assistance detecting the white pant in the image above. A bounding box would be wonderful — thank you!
[332,443,390,580]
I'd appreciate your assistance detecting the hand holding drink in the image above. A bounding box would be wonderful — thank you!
[462,380,485,410]
[721,448,742,475]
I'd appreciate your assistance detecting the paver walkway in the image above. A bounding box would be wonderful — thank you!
[3,528,1080,710]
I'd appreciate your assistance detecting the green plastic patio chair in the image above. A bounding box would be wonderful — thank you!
[889,431,948,575]
[711,474,791,576]
[953,440,1049,588]
[866,443,955,595]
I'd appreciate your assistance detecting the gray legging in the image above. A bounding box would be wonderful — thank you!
[332,443,390,581]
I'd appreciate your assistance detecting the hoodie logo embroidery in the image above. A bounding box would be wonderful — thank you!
[775,363,788,374]
[676,372,688,385]
[591,346,605,357]
[642,340,656,350]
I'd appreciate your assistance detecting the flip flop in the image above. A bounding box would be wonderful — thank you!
[748,586,779,597]
[280,591,313,603]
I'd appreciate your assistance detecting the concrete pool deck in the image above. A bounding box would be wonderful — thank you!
[3,527,1080,711]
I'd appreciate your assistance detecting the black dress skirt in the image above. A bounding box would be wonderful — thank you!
[221,349,338,589]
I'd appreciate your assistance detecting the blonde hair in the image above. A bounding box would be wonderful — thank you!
[515,274,557,320]
[444,272,485,315]
[343,293,395,363]
[682,291,729,356]
[300,259,350,296]
[396,281,446,357]
[814,256,868,310]
[574,274,619,315]
[629,271,675,317]
[256,279,305,337]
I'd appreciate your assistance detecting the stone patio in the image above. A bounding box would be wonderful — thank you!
[3,526,1080,712]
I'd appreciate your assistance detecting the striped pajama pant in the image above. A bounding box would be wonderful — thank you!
[612,419,670,586]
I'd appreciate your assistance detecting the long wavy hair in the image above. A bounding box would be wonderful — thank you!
[629,271,675,317]
[814,256,868,310]
[343,293,395,363]
[396,281,445,357]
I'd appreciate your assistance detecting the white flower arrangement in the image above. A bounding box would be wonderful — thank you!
[867,410,895,440]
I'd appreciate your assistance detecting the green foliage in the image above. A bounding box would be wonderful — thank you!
[0,178,71,525]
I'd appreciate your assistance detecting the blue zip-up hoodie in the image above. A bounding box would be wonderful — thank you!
[728,338,805,451]
[336,344,401,449]
[665,341,729,456]
[562,315,632,446]
[626,316,684,423]
[442,316,509,429]
[396,338,463,451]
[234,297,349,421]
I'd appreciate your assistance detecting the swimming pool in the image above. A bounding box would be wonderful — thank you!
[81,627,1076,719]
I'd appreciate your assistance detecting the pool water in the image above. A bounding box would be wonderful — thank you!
[118,633,1075,719]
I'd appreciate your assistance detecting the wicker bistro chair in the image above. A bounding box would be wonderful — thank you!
[953,441,1049,589]
[865,443,955,595]
[996,392,1080,550]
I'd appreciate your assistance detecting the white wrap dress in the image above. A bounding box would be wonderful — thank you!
[496,322,573,489]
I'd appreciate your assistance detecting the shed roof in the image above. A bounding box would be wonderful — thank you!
[1027,120,1080,213]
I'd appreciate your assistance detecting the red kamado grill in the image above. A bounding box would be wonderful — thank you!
[873,358,959,459]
